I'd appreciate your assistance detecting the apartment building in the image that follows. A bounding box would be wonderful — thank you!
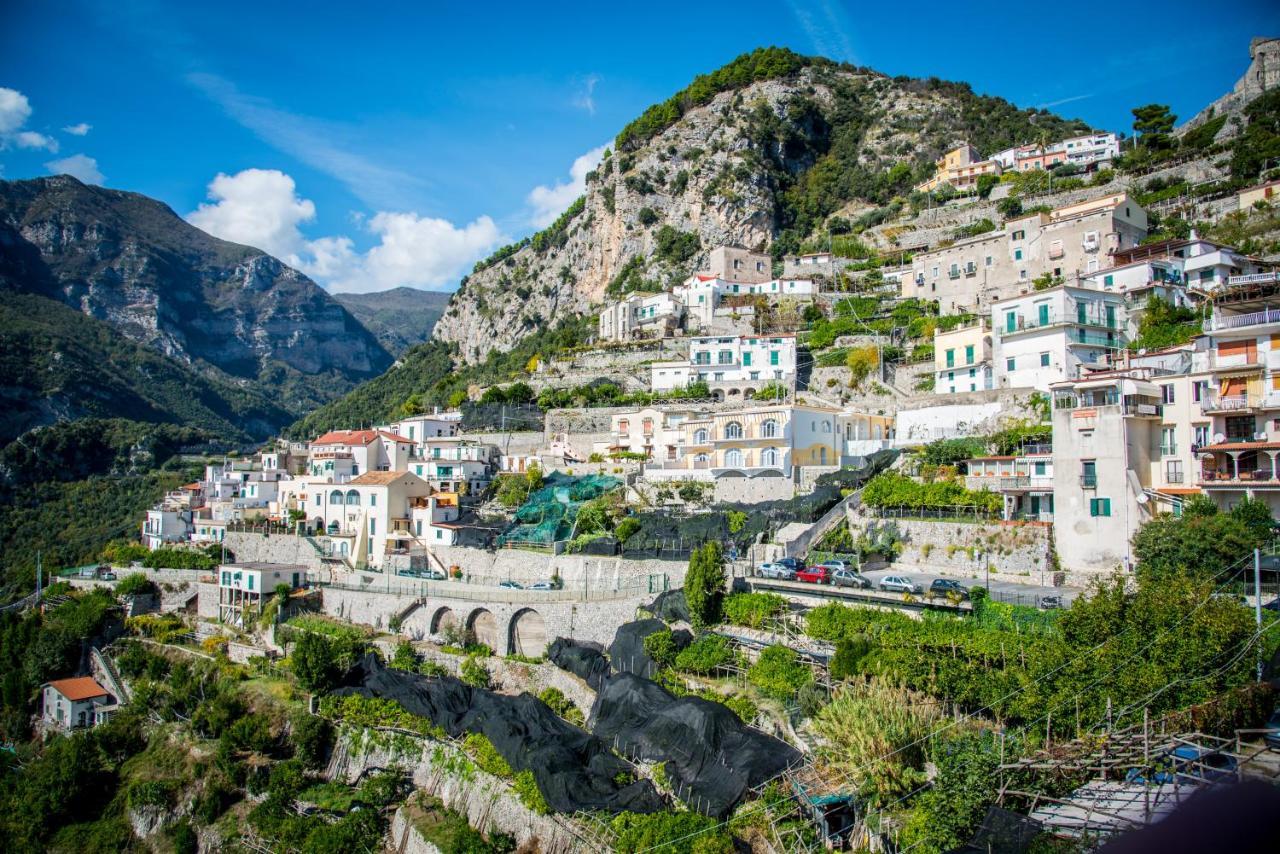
[595,406,707,463]
[915,143,1002,193]
[216,563,306,627]
[302,471,433,568]
[990,133,1120,172]
[965,446,1055,521]
[905,193,1148,314]
[934,321,993,394]
[1113,236,1274,293]
[308,429,413,479]
[992,284,1129,391]
[647,403,891,481]
[385,411,463,446]
[597,291,684,342]
[649,335,798,399]
[1188,272,1280,516]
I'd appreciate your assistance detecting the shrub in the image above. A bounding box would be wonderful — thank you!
[460,655,490,689]
[637,207,659,226]
[538,687,584,726]
[464,733,512,778]
[829,636,873,680]
[684,542,726,627]
[674,635,733,674]
[114,573,156,596]
[610,810,732,853]
[748,645,812,701]
[513,769,549,814]
[643,629,679,668]
[722,592,787,629]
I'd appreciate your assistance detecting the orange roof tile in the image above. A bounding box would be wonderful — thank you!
[47,677,109,701]
[312,429,379,446]
[349,471,410,485]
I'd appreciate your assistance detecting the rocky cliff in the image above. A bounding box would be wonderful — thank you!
[433,49,1090,363]
[0,175,393,415]
[332,286,450,355]
[1180,36,1280,136]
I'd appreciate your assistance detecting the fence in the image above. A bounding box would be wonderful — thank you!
[864,504,998,523]
[318,573,667,604]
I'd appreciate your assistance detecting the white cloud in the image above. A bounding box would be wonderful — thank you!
[63,122,92,136]
[572,74,600,115]
[45,154,104,184]
[0,87,32,134]
[187,169,316,258]
[15,130,58,152]
[186,167,505,294]
[309,212,505,294]
[526,143,608,228]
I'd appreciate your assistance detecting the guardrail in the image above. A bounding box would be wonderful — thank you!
[316,575,666,604]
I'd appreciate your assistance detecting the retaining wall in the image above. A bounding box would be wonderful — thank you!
[851,512,1055,582]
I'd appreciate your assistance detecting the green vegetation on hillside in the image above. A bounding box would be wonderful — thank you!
[331,287,451,356]
[0,292,290,444]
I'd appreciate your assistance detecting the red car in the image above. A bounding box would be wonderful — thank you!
[796,565,831,584]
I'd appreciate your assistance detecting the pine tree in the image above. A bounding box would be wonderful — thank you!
[684,541,726,627]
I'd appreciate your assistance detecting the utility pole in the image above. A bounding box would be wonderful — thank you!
[35,551,42,602]
[1255,548,1264,682]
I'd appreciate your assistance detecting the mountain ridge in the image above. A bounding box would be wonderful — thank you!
[331,287,450,356]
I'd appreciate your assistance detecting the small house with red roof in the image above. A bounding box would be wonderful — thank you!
[42,677,116,731]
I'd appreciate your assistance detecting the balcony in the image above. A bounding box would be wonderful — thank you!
[998,313,1120,338]
[1072,332,1124,348]
[1205,306,1280,332]
[1201,394,1256,414]
[965,475,1030,491]
[1198,469,1280,488]
[1080,474,1098,488]
[1225,271,1280,287]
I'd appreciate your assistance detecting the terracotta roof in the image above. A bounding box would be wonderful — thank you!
[1156,487,1202,496]
[348,471,410,485]
[377,430,415,444]
[1198,441,1280,452]
[47,677,109,701]
[312,429,379,446]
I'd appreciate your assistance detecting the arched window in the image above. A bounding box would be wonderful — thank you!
[725,449,745,467]
[694,453,709,463]
[345,489,360,506]
[329,492,343,505]
[724,421,743,440]
[694,429,709,444]
[761,419,779,438]
[762,447,780,467]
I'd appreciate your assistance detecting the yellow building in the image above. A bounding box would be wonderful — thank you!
[915,143,1002,193]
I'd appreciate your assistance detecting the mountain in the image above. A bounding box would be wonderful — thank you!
[1179,37,1279,139]
[331,287,451,355]
[0,175,394,424]
[433,47,1092,363]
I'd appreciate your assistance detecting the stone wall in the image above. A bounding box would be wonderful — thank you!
[196,582,219,620]
[329,736,584,853]
[711,475,795,504]
[895,390,1038,443]
[851,512,1056,583]
[224,531,328,572]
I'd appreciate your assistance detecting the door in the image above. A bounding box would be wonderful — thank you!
[1037,304,1049,326]
[1105,305,1116,329]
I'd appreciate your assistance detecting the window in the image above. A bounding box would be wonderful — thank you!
[946,348,955,367]
[985,255,993,267]
[761,419,779,438]
[1081,460,1097,488]
[1199,269,1215,283]
[1015,249,1024,261]
[694,351,711,365]
[1104,274,1114,287]
[725,449,744,467]
[1012,229,1026,240]
[369,519,376,535]
[694,429,708,444]
[1089,498,1112,517]
[1166,460,1184,483]
[770,350,780,365]
[718,350,733,365]
[1040,352,1050,367]
[762,447,780,466]
[247,575,254,591]
[1194,425,1210,447]
[1161,384,1175,404]
[743,352,752,367]
[1007,357,1016,371]
[329,492,343,505]
[370,493,377,507]
[345,490,360,506]
[1034,461,1047,476]
[964,345,974,364]
[1037,304,1049,326]
[1160,426,1177,455]
[724,422,743,439]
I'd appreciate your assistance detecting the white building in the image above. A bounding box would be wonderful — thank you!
[965,447,1055,522]
[650,335,797,399]
[304,471,434,569]
[216,562,306,626]
[385,411,464,447]
[308,429,414,479]
[142,507,192,550]
[992,284,1129,391]
[41,677,115,731]
[934,321,994,394]
[598,291,684,342]
[595,406,707,463]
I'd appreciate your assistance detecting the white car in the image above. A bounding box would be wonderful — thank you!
[757,562,796,580]
[528,580,555,591]
[879,575,923,595]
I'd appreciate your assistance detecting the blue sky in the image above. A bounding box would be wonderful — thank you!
[2,0,1277,292]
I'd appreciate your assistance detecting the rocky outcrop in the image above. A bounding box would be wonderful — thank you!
[0,175,393,415]
[1180,36,1280,137]
[432,62,1088,364]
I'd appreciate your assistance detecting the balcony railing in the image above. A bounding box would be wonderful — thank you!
[1225,271,1279,287]
[1201,394,1256,413]
[1206,307,1280,332]
[1080,474,1098,488]
[1073,332,1124,348]
[1199,469,1280,486]
[1166,471,1185,484]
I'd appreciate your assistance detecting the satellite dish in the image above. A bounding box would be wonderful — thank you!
[1214,433,1226,444]
[1258,431,1268,441]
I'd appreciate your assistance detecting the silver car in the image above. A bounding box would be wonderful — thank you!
[879,575,923,595]
[757,562,796,580]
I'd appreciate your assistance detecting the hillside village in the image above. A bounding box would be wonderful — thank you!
[7,36,1280,854]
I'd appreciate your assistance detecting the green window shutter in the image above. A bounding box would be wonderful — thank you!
[1104,274,1113,286]
[946,349,955,367]
[1038,304,1049,325]
[1006,312,1016,332]
[743,352,751,366]
[964,345,974,364]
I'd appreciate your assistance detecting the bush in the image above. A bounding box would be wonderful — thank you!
[610,810,732,853]
[464,733,512,778]
[643,629,679,668]
[674,635,733,674]
[748,645,812,701]
[513,769,549,814]
[829,636,873,680]
[722,592,787,629]
[460,655,490,689]
[684,542,726,627]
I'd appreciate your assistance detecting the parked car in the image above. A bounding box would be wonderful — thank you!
[498,580,524,590]
[1037,594,1064,610]
[528,580,555,591]
[757,562,796,580]
[774,557,802,572]
[1126,745,1239,785]
[1264,707,1280,751]
[100,571,117,581]
[796,566,832,584]
[879,575,923,595]
[819,559,854,572]
[929,579,969,600]
[831,568,872,589]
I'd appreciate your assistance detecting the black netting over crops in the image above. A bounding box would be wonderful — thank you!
[547,638,609,690]
[588,672,802,818]
[624,449,897,555]
[606,619,690,679]
[648,590,691,624]
[331,654,664,814]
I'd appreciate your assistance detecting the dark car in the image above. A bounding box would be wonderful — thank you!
[929,579,970,600]
[1037,594,1064,610]
[1264,707,1280,751]
[796,566,832,584]
[775,556,802,572]
[831,568,873,589]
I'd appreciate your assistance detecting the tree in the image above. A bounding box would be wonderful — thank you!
[846,345,879,390]
[684,542,726,627]
[975,174,999,200]
[1132,507,1268,587]
[1132,104,1176,149]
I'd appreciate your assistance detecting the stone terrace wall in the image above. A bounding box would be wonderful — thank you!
[851,511,1055,583]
